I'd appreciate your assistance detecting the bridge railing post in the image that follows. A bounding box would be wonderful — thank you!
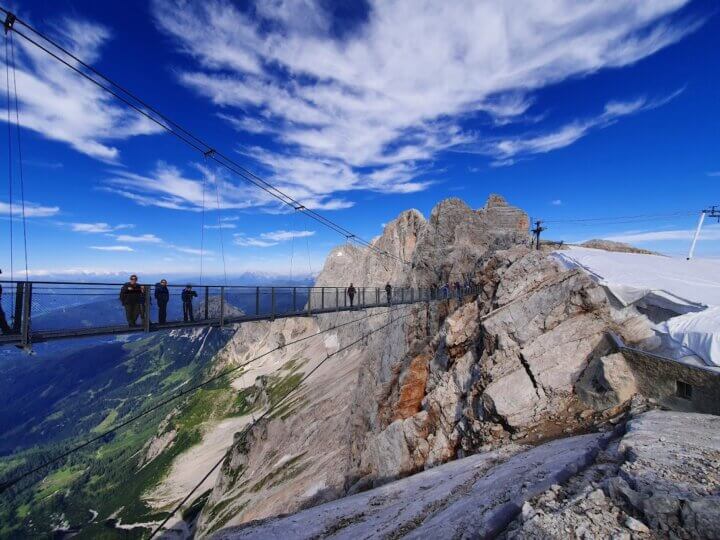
[307,287,312,317]
[335,288,339,312]
[220,286,225,327]
[255,287,260,316]
[21,282,32,347]
[293,287,297,313]
[12,283,23,334]
[204,286,209,321]
[143,284,151,332]
[321,287,325,310]
[271,287,276,320]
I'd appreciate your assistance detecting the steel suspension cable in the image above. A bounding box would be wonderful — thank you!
[9,33,27,281]
[213,175,228,286]
[4,35,13,299]
[0,7,407,265]
[199,174,206,285]
[149,304,419,538]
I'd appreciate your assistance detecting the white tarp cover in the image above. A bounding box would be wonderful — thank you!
[553,247,720,367]
[655,307,720,367]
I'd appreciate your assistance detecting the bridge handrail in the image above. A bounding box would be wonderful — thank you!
[0,280,478,347]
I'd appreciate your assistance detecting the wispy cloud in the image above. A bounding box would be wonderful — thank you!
[234,229,315,248]
[115,233,163,243]
[152,0,697,200]
[2,18,162,161]
[707,171,720,177]
[551,199,563,206]
[90,245,134,252]
[0,200,60,218]
[70,222,133,233]
[477,91,684,166]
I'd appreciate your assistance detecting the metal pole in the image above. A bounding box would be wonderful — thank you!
[307,287,312,316]
[204,286,209,320]
[219,286,225,326]
[321,287,325,310]
[687,211,706,260]
[13,283,23,334]
[335,288,339,312]
[256,286,260,316]
[271,287,275,320]
[21,282,31,347]
[143,285,151,332]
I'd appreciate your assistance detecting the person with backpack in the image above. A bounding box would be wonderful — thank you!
[155,279,170,324]
[385,282,392,305]
[182,284,197,322]
[119,274,144,327]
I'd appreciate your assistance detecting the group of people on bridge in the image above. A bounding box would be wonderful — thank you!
[119,275,197,327]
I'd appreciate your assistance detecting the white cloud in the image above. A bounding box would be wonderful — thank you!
[551,199,563,206]
[707,171,720,177]
[1,18,162,161]
[174,245,213,256]
[115,233,163,243]
[261,230,315,242]
[604,226,720,243]
[234,229,315,247]
[90,245,134,252]
[70,222,133,233]
[204,223,237,229]
[103,161,276,211]
[478,91,683,165]
[0,200,59,218]
[152,0,696,200]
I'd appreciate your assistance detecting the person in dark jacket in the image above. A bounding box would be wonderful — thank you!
[119,275,144,327]
[182,284,197,322]
[385,282,392,305]
[155,279,169,324]
[455,281,462,300]
[0,269,12,333]
[347,283,356,308]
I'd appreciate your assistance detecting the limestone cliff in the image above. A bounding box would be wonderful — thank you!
[196,195,658,537]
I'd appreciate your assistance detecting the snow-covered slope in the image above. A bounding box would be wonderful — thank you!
[553,246,720,366]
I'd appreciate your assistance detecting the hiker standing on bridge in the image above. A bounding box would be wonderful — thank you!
[119,275,144,327]
[155,279,169,324]
[182,284,197,322]
[385,282,392,305]
[347,283,356,308]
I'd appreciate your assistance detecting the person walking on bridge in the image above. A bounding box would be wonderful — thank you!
[155,279,169,324]
[347,283,356,309]
[385,282,392,305]
[119,275,144,327]
[182,284,197,322]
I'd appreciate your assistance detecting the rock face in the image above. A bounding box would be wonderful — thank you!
[213,411,720,539]
[580,239,659,255]
[194,195,659,536]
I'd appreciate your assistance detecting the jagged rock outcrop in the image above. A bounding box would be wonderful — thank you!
[195,195,658,536]
[213,410,720,539]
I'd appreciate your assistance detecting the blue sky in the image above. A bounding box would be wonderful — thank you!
[0,0,717,279]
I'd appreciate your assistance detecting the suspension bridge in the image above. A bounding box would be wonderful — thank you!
[0,280,469,347]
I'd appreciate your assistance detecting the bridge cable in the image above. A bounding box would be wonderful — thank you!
[199,172,206,285]
[4,34,13,298]
[9,32,27,281]
[0,8,408,266]
[0,304,410,494]
[149,304,420,538]
[213,173,228,286]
